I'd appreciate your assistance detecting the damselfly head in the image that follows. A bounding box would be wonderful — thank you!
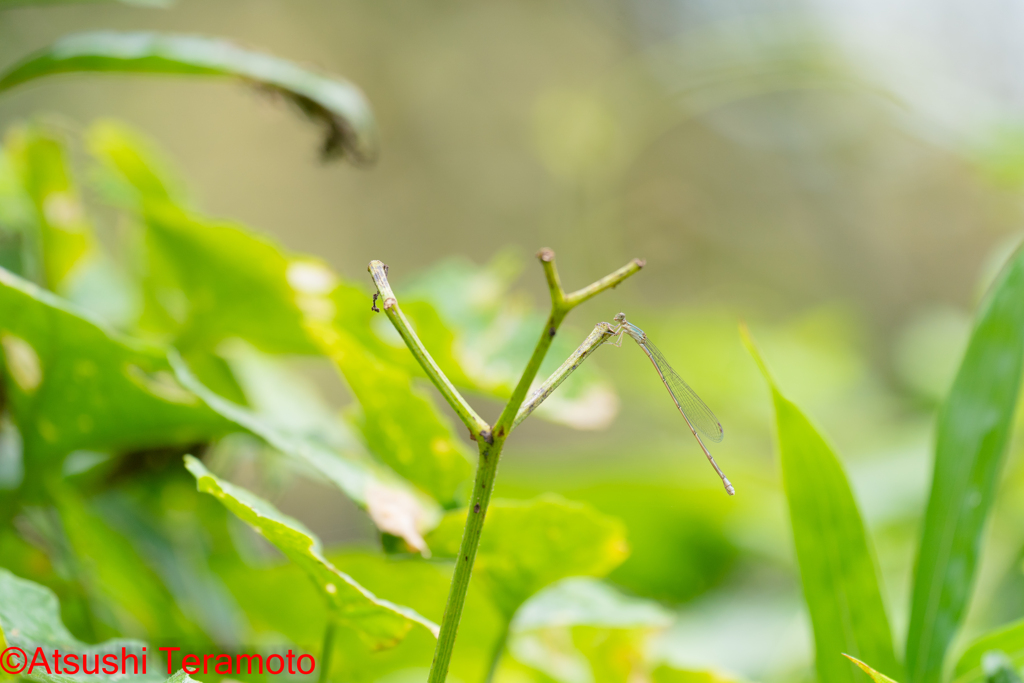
[613,312,627,324]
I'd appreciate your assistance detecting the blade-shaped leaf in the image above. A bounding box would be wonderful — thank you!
[955,619,1024,683]
[906,245,1024,683]
[844,655,901,683]
[0,32,376,163]
[171,351,440,552]
[426,496,629,619]
[741,325,899,683]
[0,267,229,463]
[0,568,160,683]
[184,456,438,649]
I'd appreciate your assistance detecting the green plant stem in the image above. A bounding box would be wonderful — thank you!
[511,322,616,430]
[367,260,490,440]
[318,620,337,683]
[484,621,511,683]
[371,250,642,683]
[428,438,501,683]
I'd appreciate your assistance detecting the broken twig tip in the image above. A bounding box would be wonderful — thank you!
[634,258,646,268]
[383,297,397,310]
[537,248,555,262]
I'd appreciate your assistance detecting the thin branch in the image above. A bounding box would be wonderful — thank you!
[537,247,566,307]
[512,322,616,431]
[492,250,643,438]
[367,260,491,440]
[564,258,645,308]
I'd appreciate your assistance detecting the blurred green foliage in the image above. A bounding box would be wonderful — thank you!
[5,3,1024,683]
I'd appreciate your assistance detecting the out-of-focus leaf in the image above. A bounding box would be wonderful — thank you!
[143,203,328,354]
[650,666,745,683]
[172,352,439,552]
[7,124,140,327]
[510,579,673,683]
[512,578,672,632]
[29,670,194,683]
[906,245,1024,683]
[56,488,199,640]
[741,326,899,683]
[979,653,1023,683]
[513,627,652,683]
[309,324,473,507]
[401,254,620,430]
[0,32,377,163]
[426,496,629,619]
[184,456,437,649]
[843,656,900,683]
[6,124,95,291]
[87,121,186,209]
[0,267,229,464]
[955,619,1024,683]
[0,568,160,683]
[0,145,38,280]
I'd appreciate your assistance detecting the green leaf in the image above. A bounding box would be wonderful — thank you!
[0,568,158,683]
[426,496,629,619]
[0,267,229,464]
[142,203,327,354]
[511,577,672,632]
[509,579,673,683]
[650,666,746,683]
[843,655,901,683]
[184,456,437,649]
[0,32,376,163]
[311,325,473,506]
[906,245,1024,683]
[5,124,96,291]
[87,121,186,210]
[0,145,38,280]
[55,488,200,640]
[171,351,441,552]
[979,653,1024,683]
[955,619,1024,683]
[741,325,899,683]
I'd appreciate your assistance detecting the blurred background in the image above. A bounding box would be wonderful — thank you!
[3,1,1024,681]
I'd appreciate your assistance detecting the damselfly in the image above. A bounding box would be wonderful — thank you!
[609,313,734,495]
